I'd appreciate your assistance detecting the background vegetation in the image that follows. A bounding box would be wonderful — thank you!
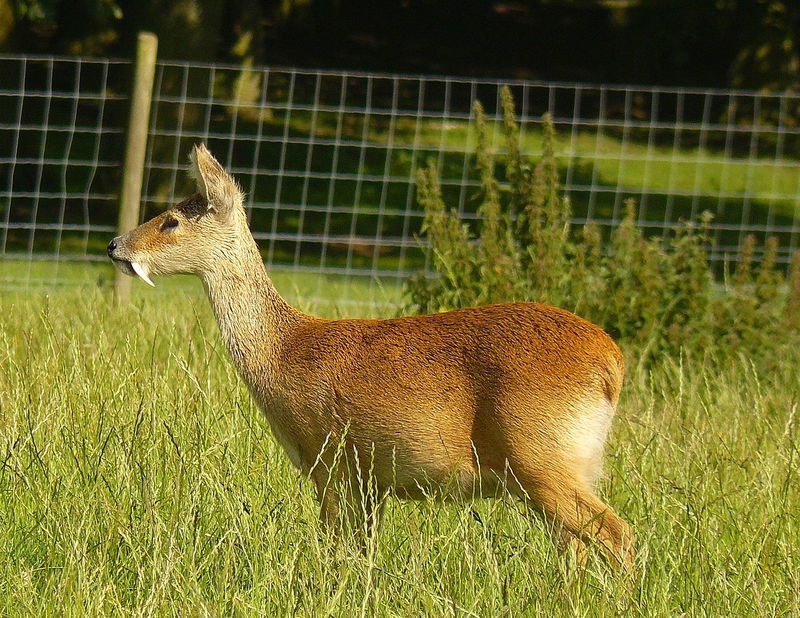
[2,0,799,92]
[2,3,798,275]
[407,88,800,366]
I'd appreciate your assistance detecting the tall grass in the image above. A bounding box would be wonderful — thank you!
[0,286,798,615]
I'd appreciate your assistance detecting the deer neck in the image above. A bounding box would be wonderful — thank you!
[199,236,303,383]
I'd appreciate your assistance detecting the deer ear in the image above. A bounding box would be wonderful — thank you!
[188,144,243,220]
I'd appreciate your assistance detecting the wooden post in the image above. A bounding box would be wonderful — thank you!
[114,31,158,303]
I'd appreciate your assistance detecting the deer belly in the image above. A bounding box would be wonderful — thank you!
[345,428,486,498]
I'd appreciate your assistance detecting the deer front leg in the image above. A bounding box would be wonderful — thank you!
[311,463,385,555]
[312,465,344,540]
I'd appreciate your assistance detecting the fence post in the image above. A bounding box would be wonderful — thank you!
[114,31,158,303]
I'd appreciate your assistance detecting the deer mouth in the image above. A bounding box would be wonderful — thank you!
[111,257,134,276]
[111,258,155,287]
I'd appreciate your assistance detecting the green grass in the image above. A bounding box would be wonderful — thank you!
[0,283,798,615]
[0,258,404,316]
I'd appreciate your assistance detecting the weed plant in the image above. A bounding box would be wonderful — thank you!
[406,87,800,366]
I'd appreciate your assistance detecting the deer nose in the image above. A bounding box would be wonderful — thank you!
[107,239,117,257]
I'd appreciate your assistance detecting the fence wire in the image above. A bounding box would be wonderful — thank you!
[0,55,129,288]
[2,54,800,305]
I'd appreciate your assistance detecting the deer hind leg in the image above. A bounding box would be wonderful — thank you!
[523,472,635,573]
[542,399,634,571]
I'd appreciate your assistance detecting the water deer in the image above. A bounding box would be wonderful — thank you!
[108,145,634,571]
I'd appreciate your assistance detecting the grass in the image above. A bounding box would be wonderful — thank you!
[0,281,798,615]
[0,258,404,315]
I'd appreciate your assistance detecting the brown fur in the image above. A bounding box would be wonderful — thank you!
[108,144,635,571]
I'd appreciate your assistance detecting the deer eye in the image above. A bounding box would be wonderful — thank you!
[160,217,179,232]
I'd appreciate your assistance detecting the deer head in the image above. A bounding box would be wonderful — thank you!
[107,144,249,286]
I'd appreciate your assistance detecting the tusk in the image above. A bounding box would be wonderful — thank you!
[130,261,155,287]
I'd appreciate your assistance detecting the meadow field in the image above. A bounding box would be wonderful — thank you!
[0,276,798,616]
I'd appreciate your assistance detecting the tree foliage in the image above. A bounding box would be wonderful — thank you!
[1,1,798,95]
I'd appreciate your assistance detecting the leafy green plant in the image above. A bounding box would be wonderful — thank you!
[406,86,796,363]
[786,251,800,329]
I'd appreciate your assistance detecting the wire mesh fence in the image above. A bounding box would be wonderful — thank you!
[2,53,799,305]
[0,55,130,289]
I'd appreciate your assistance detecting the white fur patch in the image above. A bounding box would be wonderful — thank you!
[567,400,615,485]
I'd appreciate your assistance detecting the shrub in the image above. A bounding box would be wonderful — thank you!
[405,87,795,363]
[786,251,800,329]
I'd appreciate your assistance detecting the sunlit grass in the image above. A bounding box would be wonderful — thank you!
[0,285,797,615]
[0,258,404,317]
